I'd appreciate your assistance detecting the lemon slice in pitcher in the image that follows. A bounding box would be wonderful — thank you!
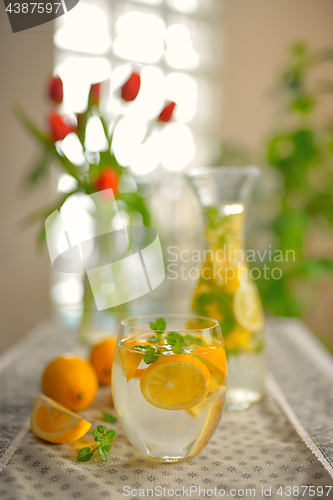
[140,355,210,410]
[233,282,264,332]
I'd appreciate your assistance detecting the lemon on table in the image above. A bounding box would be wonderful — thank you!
[90,337,117,385]
[233,282,264,332]
[140,354,211,410]
[42,355,98,411]
[31,394,91,444]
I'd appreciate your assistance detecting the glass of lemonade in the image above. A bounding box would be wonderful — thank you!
[112,314,227,463]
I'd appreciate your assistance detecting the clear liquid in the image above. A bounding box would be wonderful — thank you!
[226,350,266,410]
[192,206,265,409]
[112,342,227,462]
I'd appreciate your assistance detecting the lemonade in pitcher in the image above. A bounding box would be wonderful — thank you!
[186,167,265,410]
[112,315,227,462]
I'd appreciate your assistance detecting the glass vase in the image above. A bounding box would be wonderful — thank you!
[77,192,129,345]
[186,166,265,410]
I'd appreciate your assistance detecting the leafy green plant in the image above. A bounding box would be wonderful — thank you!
[213,43,333,339]
[256,43,333,319]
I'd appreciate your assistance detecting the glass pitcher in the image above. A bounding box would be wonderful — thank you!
[186,166,265,410]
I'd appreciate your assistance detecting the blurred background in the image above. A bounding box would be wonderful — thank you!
[1,0,333,355]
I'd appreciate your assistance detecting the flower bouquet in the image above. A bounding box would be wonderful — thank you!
[16,71,176,342]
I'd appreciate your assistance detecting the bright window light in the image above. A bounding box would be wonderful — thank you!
[133,0,162,5]
[113,11,166,64]
[165,24,199,69]
[60,193,96,243]
[51,278,84,304]
[167,0,198,13]
[61,133,85,166]
[160,123,195,171]
[130,131,161,175]
[126,66,165,120]
[85,116,109,153]
[112,117,147,167]
[56,57,111,113]
[55,3,111,55]
[165,72,197,122]
[57,174,79,194]
[55,0,221,176]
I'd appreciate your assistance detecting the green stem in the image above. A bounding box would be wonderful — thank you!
[78,273,94,345]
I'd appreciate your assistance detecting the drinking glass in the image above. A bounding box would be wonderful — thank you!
[112,314,227,463]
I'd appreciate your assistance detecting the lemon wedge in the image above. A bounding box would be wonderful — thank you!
[31,394,91,444]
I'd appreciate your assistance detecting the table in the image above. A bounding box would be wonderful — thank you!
[0,318,332,499]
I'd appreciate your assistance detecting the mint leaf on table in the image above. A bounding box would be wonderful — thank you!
[77,447,94,462]
[92,429,103,442]
[102,411,117,423]
[77,426,116,463]
[105,429,116,441]
[99,446,109,462]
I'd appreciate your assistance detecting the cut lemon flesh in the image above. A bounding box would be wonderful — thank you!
[187,390,224,418]
[191,346,227,375]
[140,354,211,410]
[233,282,264,332]
[121,339,150,382]
[31,394,91,444]
[191,346,227,393]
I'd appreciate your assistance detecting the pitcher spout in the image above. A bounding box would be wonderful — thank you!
[185,166,261,208]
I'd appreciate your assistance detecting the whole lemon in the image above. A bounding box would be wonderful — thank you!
[90,337,117,386]
[41,356,98,411]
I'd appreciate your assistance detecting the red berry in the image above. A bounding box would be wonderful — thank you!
[49,113,75,142]
[48,76,63,104]
[121,72,141,102]
[158,102,176,122]
[95,169,119,197]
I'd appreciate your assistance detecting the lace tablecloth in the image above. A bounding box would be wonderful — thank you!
[0,319,332,500]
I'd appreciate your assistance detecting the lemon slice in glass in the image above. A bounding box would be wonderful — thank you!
[140,354,210,410]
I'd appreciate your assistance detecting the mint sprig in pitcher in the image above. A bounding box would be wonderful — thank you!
[186,166,265,410]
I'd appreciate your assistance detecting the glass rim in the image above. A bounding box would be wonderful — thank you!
[185,165,261,178]
[120,313,220,333]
